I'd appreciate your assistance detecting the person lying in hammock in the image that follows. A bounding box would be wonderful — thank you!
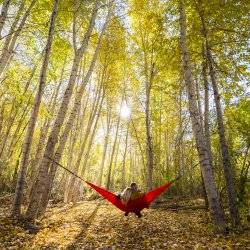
[116,182,144,217]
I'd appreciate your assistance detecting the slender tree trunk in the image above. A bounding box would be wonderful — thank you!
[28,74,63,198]
[12,0,59,218]
[64,84,102,203]
[201,50,211,209]
[70,92,104,202]
[238,146,249,203]
[179,0,226,232]
[38,112,80,215]
[28,119,50,193]
[82,95,104,175]
[111,135,121,189]
[129,142,134,182]
[7,96,33,159]
[12,159,20,191]
[0,104,18,158]
[195,79,203,128]
[131,119,146,169]
[145,64,155,191]
[202,50,213,164]
[106,108,121,189]
[63,98,89,203]
[175,88,184,194]
[8,121,29,161]
[0,0,37,76]
[121,122,129,189]
[0,100,6,139]
[198,6,240,226]
[0,0,11,38]
[97,110,112,186]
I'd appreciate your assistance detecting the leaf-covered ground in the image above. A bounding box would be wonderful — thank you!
[0,198,249,249]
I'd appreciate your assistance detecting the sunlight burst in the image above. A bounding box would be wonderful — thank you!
[119,103,131,119]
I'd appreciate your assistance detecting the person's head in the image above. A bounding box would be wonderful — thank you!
[130,182,138,191]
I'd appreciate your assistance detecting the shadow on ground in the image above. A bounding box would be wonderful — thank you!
[66,204,101,250]
[0,200,249,249]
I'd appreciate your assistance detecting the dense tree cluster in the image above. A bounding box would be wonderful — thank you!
[0,0,249,232]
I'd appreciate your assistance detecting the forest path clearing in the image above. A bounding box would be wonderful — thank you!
[0,200,249,249]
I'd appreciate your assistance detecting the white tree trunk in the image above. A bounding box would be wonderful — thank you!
[0,0,11,37]
[202,50,213,165]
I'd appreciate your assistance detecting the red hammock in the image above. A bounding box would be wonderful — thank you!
[85,181,173,213]
[46,157,176,213]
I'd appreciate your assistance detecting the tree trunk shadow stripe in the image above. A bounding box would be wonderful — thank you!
[66,204,101,249]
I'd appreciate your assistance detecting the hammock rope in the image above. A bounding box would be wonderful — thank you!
[48,157,178,213]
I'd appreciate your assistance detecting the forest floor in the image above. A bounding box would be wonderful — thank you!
[0,195,249,250]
